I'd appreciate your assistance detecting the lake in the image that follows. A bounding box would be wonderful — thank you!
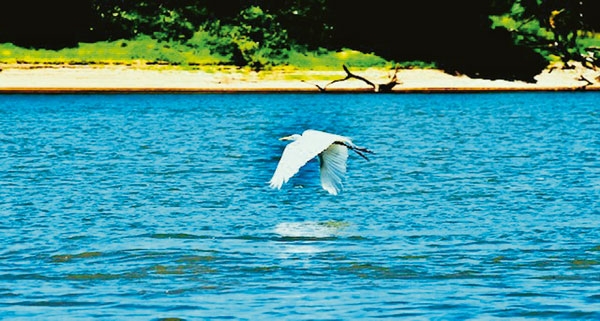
[1,92,599,320]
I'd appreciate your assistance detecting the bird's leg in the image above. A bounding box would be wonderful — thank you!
[352,145,374,155]
[351,148,371,161]
[351,146,375,161]
[335,142,374,161]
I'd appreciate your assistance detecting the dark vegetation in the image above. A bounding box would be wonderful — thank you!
[1,0,599,81]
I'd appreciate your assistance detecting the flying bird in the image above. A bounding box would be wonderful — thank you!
[269,129,373,195]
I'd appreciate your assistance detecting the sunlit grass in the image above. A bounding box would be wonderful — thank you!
[286,48,391,70]
[0,37,435,71]
[0,36,228,66]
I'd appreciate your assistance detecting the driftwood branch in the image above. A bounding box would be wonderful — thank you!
[575,75,596,91]
[307,64,401,93]
[578,75,594,86]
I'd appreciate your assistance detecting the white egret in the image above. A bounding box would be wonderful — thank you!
[269,129,373,195]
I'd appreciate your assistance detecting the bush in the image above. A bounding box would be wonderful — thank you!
[204,6,289,69]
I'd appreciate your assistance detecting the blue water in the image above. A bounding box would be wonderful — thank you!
[1,92,599,320]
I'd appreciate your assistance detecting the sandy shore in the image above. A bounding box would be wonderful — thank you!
[0,63,599,93]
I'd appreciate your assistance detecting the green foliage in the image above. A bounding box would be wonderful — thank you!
[490,0,600,65]
[490,12,553,58]
[92,1,203,41]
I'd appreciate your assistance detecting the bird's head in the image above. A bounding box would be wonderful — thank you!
[279,134,302,141]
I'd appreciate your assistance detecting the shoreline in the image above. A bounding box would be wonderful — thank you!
[3,87,598,94]
[1,63,599,93]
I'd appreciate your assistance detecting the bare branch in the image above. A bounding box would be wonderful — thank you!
[341,64,377,88]
[308,64,401,93]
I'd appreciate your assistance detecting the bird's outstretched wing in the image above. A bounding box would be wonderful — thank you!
[318,143,348,195]
[269,130,341,190]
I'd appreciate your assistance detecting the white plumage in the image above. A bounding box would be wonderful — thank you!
[269,129,372,195]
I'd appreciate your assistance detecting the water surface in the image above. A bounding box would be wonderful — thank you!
[1,92,599,320]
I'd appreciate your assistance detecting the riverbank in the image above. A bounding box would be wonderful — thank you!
[0,63,599,93]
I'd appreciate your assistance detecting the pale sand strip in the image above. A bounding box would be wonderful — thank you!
[0,64,598,93]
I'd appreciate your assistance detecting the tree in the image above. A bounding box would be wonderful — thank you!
[90,0,208,41]
[206,6,289,68]
[324,0,547,81]
[3,0,596,77]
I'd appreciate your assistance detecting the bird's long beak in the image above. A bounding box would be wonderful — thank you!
[279,135,293,141]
